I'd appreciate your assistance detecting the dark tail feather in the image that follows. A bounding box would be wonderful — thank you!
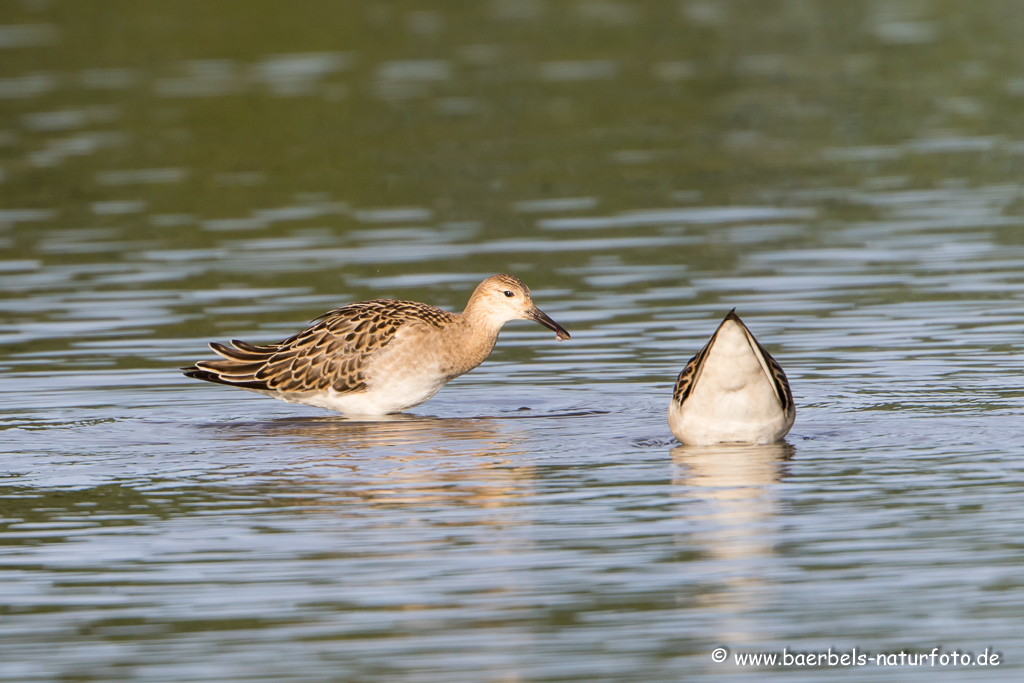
[232,339,277,353]
[182,364,272,391]
[210,341,275,362]
[197,358,267,375]
[182,360,274,393]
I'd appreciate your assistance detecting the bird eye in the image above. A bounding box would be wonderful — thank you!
[503,290,515,297]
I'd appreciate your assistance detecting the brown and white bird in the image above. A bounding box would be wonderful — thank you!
[668,310,794,445]
[183,274,570,416]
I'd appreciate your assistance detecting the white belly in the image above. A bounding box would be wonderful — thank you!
[287,373,449,416]
[668,397,791,445]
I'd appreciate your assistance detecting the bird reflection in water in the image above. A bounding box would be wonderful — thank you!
[671,442,794,646]
[209,413,536,511]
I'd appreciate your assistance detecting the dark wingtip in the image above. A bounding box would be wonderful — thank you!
[182,365,213,381]
[231,339,267,352]
[182,365,270,391]
[724,308,742,323]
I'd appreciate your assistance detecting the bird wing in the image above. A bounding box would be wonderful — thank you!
[183,299,456,394]
[747,333,794,417]
[671,334,715,406]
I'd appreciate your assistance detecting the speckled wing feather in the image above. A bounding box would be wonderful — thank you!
[672,332,716,406]
[183,299,456,394]
[748,331,794,418]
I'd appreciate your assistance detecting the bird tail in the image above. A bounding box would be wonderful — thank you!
[181,340,279,391]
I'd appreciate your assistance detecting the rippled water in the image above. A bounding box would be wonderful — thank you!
[3,1,1024,681]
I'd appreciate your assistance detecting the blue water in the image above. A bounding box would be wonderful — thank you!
[3,1,1024,680]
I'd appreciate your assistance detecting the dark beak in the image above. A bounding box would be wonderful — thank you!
[527,306,571,341]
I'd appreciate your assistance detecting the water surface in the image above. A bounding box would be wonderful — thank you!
[2,1,1024,681]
